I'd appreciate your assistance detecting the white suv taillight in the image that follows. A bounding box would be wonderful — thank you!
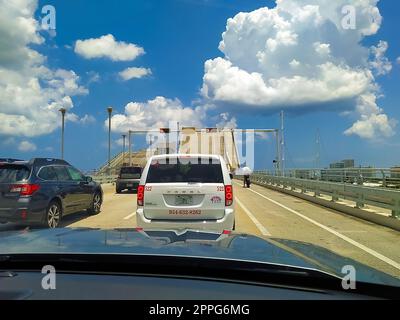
[137,185,145,206]
[225,185,233,206]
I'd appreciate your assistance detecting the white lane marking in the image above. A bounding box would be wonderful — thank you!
[235,197,271,236]
[234,182,400,271]
[123,212,136,220]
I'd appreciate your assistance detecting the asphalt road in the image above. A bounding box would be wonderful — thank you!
[1,181,400,279]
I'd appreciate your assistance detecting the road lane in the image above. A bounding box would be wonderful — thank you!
[123,212,136,220]
[61,182,400,278]
[64,184,137,229]
[241,183,400,270]
[1,181,399,279]
[235,197,271,236]
[233,181,400,278]
[79,183,400,276]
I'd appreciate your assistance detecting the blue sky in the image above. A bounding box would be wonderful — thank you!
[1,0,399,171]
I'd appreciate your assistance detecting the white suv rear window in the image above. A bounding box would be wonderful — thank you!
[146,157,223,183]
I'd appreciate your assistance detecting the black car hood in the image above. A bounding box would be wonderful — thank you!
[0,227,398,287]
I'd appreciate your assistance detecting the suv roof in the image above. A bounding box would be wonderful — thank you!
[29,158,70,167]
[0,158,71,168]
[0,158,24,163]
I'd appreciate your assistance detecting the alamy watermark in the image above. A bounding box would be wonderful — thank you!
[145,121,255,170]
[341,265,356,290]
[41,5,56,31]
[341,5,357,30]
[41,265,56,290]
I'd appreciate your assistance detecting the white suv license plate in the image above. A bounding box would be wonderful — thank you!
[175,195,193,205]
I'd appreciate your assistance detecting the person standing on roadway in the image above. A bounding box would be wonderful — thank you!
[243,174,251,188]
[240,166,252,188]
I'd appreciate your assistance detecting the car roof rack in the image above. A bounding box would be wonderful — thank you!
[29,158,70,167]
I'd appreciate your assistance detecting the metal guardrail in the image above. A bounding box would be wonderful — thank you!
[97,152,124,174]
[251,173,400,219]
[90,175,118,184]
[254,167,400,189]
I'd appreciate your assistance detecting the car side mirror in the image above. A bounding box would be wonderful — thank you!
[229,173,233,179]
[85,176,93,183]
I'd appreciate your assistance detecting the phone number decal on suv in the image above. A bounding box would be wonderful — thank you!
[169,209,201,215]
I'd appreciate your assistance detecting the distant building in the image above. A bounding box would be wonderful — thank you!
[390,166,400,179]
[342,159,355,168]
[322,160,380,183]
[329,162,345,169]
[329,159,355,169]
[323,159,356,182]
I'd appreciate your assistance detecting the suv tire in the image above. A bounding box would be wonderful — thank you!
[45,201,62,228]
[88,192,102,215]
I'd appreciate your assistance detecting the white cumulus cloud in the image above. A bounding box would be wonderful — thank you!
[119,67,151,80]
[107,96,206,133]
[344,113,396,139]
[18,141,37,152]
[216,112,237,129]
[79,114,96,125]
[0,0,88,138]
[201,0,396,140]
[86,71,100,84]
[369,41,392,76]
[74,34,145,61]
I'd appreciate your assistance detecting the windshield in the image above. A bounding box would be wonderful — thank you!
[120,167,142,178]
[0,0,400,293]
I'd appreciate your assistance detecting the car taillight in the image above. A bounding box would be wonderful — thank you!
[10,184,40,196]
[225,185,233,206]
[137,185,145,206]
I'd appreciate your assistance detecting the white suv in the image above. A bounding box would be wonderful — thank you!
[136,154,235,233]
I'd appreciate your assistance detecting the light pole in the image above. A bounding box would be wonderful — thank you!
[280,110,285,176]
[122,134,126,166]
[107,106,113,175]
[59,107,66,160]
[176,121,180,153]
[128,130,132,166]
[275,129,280,176]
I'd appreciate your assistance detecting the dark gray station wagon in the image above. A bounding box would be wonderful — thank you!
[0,158,103,228]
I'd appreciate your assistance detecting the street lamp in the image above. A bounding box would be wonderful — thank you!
[122,134,126,166]
[59,107,66,160]
[128,130,132,166]
[107,106,113,175]
[275,129,280,176]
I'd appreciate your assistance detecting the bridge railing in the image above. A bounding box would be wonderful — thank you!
[253,167,400,189]
[250,173,400,219]
[90,174,118,184]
